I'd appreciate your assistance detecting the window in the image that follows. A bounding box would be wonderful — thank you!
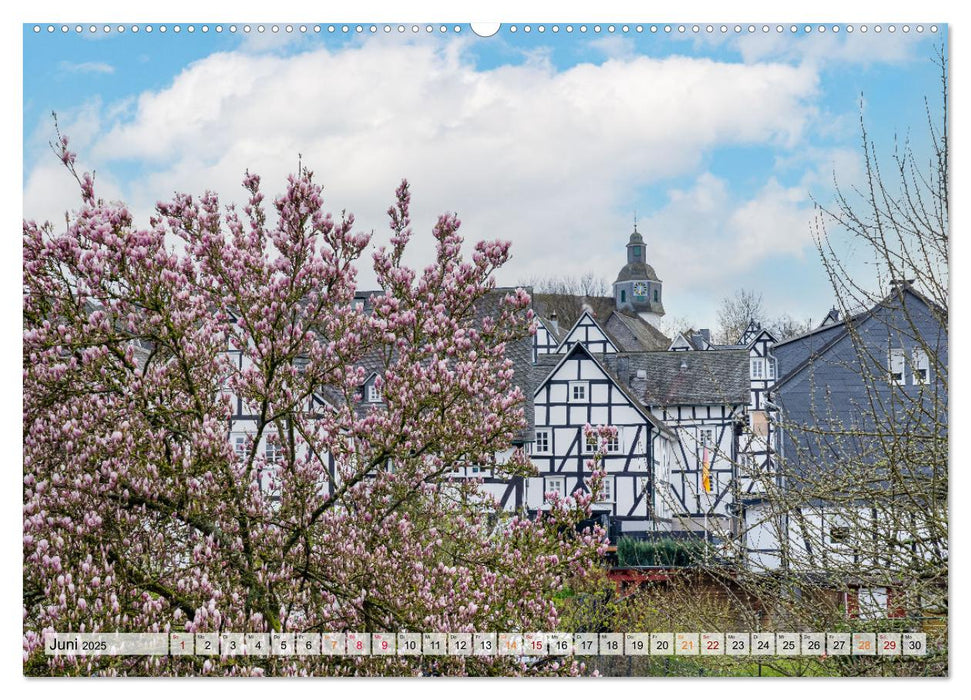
[568,381,589,403]
[889,348,906,385]
[633,246,642,258]
[858,587,889,621]
[367,382,382,403]
[830,526,851,544]
[584,432,599,454]
[912,348,930,385]
[265,437,283,464]
[766,358,775,379]
[544,476,565,501]
[698,428,715,449]
[653,289,659,303]
[233,435,247,459]
[620,290,626,303]
[593,476,614,503]
[738,452,752,474]
[606,429,622,453]
[534,429,550,454]
[750,358,765,379]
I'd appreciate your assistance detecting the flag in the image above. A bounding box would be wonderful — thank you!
[702,446,711,493]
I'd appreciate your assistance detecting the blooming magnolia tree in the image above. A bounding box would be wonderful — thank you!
[23,139,607,676]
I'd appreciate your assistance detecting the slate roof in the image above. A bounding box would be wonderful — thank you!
[606,310,670,351]
[670,328,714,351]
[531,293,616,328]
[614,260,661,283]
[535,315,565,343]
[532,344,676,440]
[623,349,749,407]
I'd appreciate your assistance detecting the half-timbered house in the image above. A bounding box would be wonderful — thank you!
[528,342,678,539]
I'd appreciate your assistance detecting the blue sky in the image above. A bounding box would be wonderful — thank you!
[22,22,948,333]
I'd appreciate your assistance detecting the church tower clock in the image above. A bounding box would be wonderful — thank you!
[613,223,665,325]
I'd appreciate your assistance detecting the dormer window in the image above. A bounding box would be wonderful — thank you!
[367,383,382,403]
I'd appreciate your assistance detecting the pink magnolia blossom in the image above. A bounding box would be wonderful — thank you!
[23,144,606,677]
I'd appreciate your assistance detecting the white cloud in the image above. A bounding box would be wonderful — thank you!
[58,61,115,74]
[25,38,821,292]
[670,25,935,69]
[732,29,932,68]
[636,173,815,294]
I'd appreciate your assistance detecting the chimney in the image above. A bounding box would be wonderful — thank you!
[549,309,559,333]
[617,356,630,385]
[699,329,711,344]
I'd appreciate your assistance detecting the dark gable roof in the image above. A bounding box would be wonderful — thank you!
[624,349,749,406]
[535,316,565,343]
[772,284,944,392]
[531,293,616,329]
[605,310,671,351]
[533,344,676,439]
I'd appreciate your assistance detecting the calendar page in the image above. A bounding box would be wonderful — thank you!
[21,5,949,682]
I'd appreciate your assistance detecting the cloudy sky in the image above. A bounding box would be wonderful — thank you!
[22,21,947,331]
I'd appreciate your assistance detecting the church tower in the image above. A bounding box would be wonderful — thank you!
[613,223,665,325]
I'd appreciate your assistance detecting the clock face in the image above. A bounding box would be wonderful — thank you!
[633,282,647,296]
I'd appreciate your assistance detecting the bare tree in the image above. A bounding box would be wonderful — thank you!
[521,273,615,329]
[620,49,948,677]
[770,313,814,342]
[715,288,766,344]
[729,47,949,675]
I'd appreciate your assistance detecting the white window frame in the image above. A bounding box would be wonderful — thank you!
[568,381,589,403]
[534,429,551,454]
[766,357,775,379]
[265,435,283,465]
[367,382,382,403]
[912,348,930,385]
[591,475,614,503]
[583,431,599,454]
[889,348,906,385]
[233,434,247,459]
[544,476,566,502]
[750,358,765,379]
[597,474,614,503]
[606,428,622,454]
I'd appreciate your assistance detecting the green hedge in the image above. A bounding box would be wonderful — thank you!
[616,537,709,567]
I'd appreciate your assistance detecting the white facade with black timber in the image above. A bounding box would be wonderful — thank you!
[653,402,743,526]
[556,310,618,355]
[533,316,561,362]
[529,343,677,537]
[739,324,780,497]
